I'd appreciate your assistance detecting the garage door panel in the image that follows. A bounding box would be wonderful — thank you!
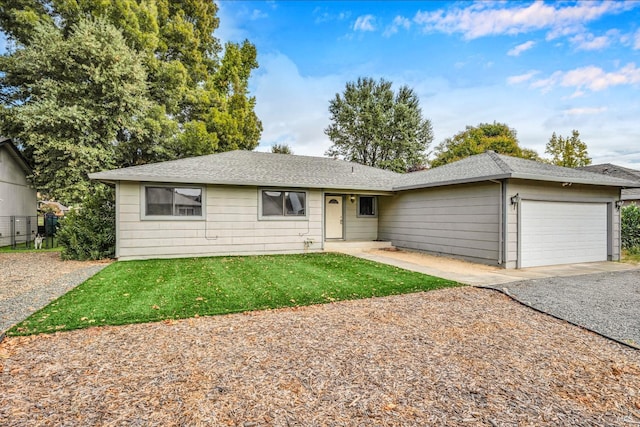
[520,201,607,268]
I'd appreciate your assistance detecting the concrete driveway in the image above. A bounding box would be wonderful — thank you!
[354,249,638,286]
[349,249,640,348]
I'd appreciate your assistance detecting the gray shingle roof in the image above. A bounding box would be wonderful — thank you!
[578,163,640,182]
[577,163,640,200]
[89,150,400,192]
[394,151,640,190]
[90,150,640,191]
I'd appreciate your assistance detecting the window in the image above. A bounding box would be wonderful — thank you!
[145,186,202,217]
[261,190,306,217]
[358,196,376,217]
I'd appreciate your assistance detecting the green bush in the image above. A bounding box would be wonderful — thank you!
[621,204,640,253]
[57,185,116,260]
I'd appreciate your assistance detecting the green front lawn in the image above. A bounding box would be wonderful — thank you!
[8,253,459,336]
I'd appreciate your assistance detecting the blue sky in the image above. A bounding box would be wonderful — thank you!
[217,0,640,167]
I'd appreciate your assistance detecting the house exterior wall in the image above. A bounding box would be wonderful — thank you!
[505,179,621,268]
[116,182,323,260]
[344,197,378,241]
[378,182,501,265]
[0,145,36,218]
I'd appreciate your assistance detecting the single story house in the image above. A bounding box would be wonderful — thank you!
[578,163,640,205]
[0,138,37,246]
[90,150,640,268]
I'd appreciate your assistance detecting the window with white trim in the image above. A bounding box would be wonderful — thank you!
[145,186,203,217]
[358,196,376,217]
[261,190,307,217]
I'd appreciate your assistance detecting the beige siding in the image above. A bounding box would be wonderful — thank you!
[378,183,501,265]
[116,183,323,260]
[0,145,36,218]
[505,179,621,268]
[344,196,378,241]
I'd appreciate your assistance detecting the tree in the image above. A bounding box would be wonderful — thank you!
[545,130,591,168]
[325,77,433,173]
[271,144,293,154]
[57,184,116,260]
[0,0,262,167]
[430,122,540,167]
[0,18,148,204]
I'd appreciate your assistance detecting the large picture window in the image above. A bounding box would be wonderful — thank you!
[261,190,306,217]
[358,196,377,217]
[145,186,202,217]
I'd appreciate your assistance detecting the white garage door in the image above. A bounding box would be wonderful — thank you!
[520,201,608,268]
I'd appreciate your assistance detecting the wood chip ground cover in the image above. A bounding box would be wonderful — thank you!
[1,287,639,426]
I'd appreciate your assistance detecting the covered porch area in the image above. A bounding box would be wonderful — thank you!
[323,191,392,251]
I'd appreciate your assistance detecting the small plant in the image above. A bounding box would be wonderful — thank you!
[56,184,116,260]
[621,204,640,253]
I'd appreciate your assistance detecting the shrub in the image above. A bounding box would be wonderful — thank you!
[621,204,640,253]
[57,185,116,260]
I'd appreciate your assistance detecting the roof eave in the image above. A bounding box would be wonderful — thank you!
[392,174,512,191]
[510,173,640,188]
[88,173,395,192]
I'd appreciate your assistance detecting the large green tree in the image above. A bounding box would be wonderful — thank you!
[0,0,262,168]
[325,77,433,173]
[545,130,591,168]
[430,122,540,167]
[0,19,148,204]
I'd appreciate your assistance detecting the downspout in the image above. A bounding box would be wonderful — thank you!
[115,181,120,259]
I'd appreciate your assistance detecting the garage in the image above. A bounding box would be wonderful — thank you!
[520,201,608,268]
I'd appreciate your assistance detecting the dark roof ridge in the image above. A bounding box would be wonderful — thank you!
[485,150,513,174]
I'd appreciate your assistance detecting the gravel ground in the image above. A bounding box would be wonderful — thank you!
[0,252,110,333]
[1,287,639,426]
[493,270,640,347]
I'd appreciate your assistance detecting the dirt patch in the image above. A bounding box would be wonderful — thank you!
[1,287,639,426]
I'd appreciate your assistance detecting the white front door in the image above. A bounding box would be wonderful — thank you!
[325,196,343,239]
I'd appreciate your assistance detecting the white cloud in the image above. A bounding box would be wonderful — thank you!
[507,70,539,85]
[507,41,535,56]
[250,9,268,21]
[413,1,635,40]
[250,53,345,156]
[563,107,607,115]
[353,14,376,32]
[383,15,411,37]
[570,31,615,51]
[530,63,640,94]
[634,29,640,49]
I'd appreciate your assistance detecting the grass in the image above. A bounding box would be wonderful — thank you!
[0,237,61,253]
[8,252,459,336]
[622,249,640,263]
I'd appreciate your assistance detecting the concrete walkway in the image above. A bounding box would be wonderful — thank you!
[345,249,639,286]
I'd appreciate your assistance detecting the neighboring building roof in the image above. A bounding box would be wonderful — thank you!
[394,151,640,190]
[578,163,640,181]
[89,150,400,192]
[38,201,70,214]
[90,150,640,192]
[0,137,32,175]
[578,163,640,201]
